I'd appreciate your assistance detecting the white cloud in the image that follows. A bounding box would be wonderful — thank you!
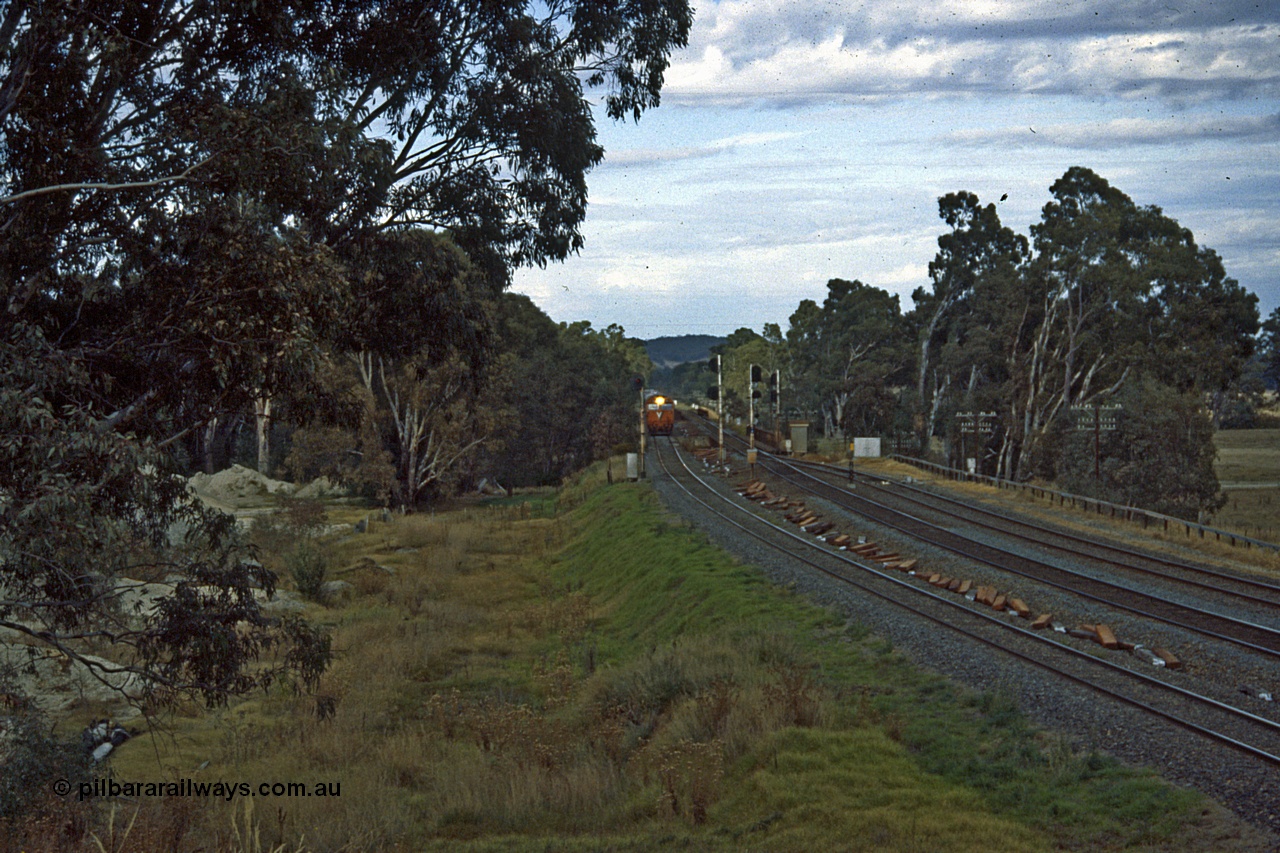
[948,113,1280,148]
[601,129,803,167]
[515,1,1280,337]
[658,0,1280,105]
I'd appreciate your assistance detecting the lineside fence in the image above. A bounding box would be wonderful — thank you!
[889,454,1280,555]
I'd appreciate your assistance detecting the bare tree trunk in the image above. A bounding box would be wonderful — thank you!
[203,416,219,474]
[925,370,951,453]
[353,351,486,510]
[916,293,958,449]
[254,396,272,474]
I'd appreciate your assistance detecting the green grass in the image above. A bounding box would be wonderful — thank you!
[714,727,1042,852]
[554,487,825,657]
[477,489,559,518]
[545,483,1240,851]
[74,462,1262,852]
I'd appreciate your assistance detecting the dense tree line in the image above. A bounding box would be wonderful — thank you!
[0,0,692,780]
[480,298,651,487]
[282,291,652,496]
[695,168,1262,521]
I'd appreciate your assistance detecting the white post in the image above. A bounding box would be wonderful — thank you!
[716,356,725,462]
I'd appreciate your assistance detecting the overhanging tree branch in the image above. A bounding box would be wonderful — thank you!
[0,156,214,207]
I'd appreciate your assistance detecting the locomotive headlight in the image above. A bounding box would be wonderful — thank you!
[654,396,665,405]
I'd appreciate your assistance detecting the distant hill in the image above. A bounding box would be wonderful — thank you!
[644,334,726,369]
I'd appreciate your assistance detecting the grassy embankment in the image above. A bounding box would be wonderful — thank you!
[85,462,1260,851]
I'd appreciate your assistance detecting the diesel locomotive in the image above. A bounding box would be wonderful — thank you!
[644,393,675,436]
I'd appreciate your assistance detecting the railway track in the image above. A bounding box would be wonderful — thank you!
[650,435,1280,771]
[703,422,1280,661]
[791,456,1280,608]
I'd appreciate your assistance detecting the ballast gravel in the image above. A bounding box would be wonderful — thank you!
[647,450,1280,847]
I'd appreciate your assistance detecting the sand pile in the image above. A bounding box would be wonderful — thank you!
[187,465,347,511]
[187,464,296,509]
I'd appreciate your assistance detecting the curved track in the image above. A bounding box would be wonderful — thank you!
[651,435,1280,768]
[704,422,1280,660]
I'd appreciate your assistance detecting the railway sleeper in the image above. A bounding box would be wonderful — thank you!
[731,476,1188,669]
[1048,622,1168,661]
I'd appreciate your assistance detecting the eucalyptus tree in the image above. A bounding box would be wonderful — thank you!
[342,230,497,507]
[0,0,693,720]
[1008,167,1258,480]
[478,295,651,487]
[705,328,764,420]
[1057,378,1224,520]
[912,191,1028,453]
[1009,167,1146,478]
[786,279,908,440]
[1262,307,1280,390]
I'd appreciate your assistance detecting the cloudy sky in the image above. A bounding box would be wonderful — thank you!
[511,0,1280,340]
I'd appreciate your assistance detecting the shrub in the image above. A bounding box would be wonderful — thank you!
[287,540,329,601]
[0,704,89,834]
[277,496,327,533]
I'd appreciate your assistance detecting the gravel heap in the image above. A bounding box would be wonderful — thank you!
[187,465,345,511]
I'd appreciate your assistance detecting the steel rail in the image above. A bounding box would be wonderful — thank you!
[652,436,1280,767]
[712,427,1280,660]
[790,455,1280,603]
